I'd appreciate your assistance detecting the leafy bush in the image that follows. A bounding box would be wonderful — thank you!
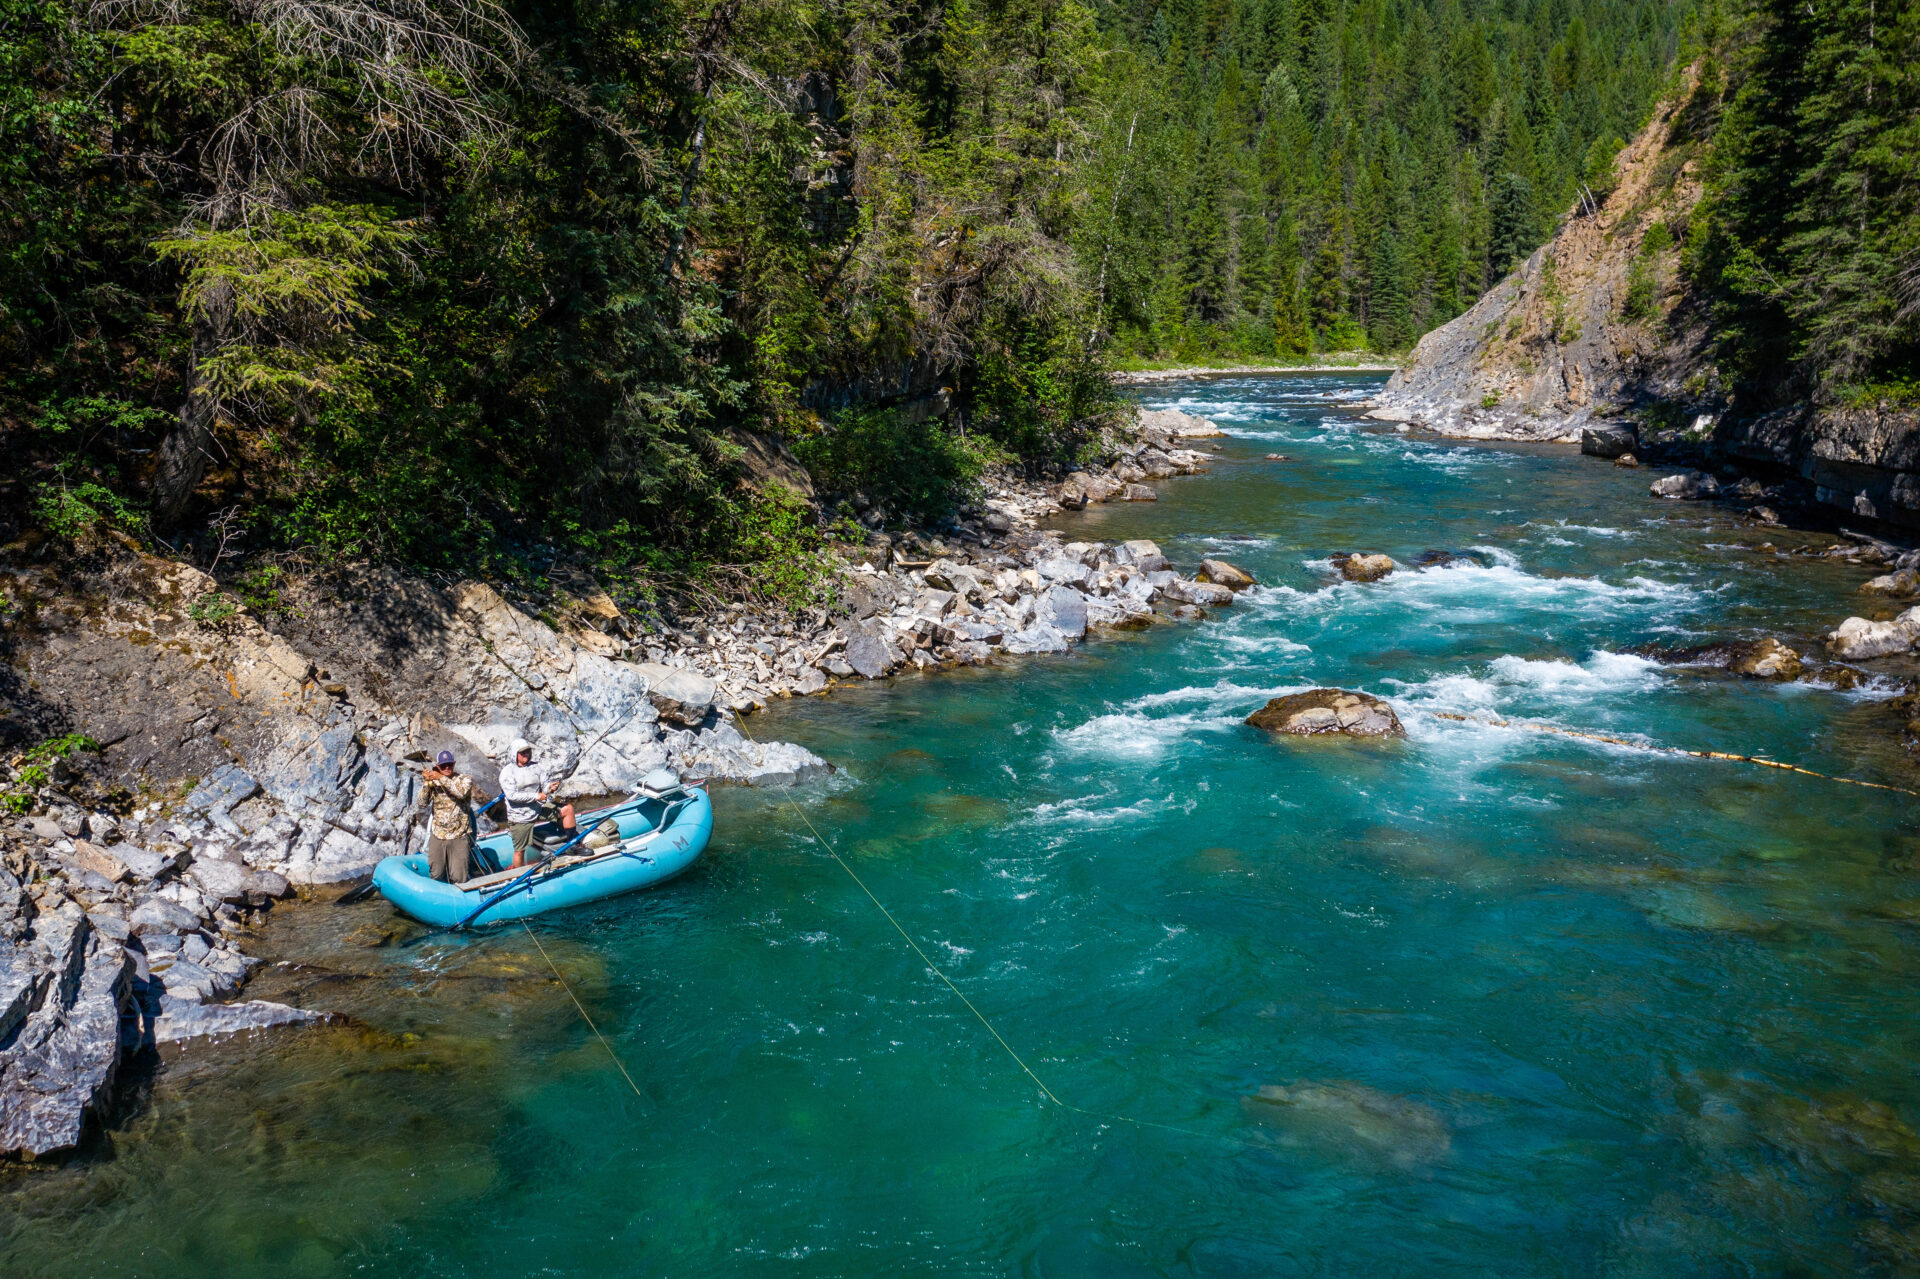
[1623,223,1673,322]
[187,593,240,627]
[234,564,294,616]
[3,734,102,814]
[792,408,996,525]
[722,485,850,611]
[32,481,145,541]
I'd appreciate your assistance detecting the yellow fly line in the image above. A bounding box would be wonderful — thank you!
[725,699,1915,1139]
[1428,711,1920,797]
[520,921,649,1102]
[731,715,1249,1147]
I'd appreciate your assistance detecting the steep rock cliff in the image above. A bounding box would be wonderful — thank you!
[1368,70,1713,444]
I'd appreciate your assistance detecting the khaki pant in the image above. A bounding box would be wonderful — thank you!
[428,832,471,883]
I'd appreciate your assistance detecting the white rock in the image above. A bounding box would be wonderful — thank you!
[1826,607,1920,659]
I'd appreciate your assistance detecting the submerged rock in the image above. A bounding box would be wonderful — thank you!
[1246,689,1405,737]
[1242,1081,1451,1167]
[149,994,328,1045]
[1335,553,1396,582]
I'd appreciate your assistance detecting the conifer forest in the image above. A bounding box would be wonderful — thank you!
[1,0,1913,581]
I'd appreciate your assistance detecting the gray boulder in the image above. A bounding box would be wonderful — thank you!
[1164,578,1236,607]
[243,869,293,901]
[0,921,132,1160]
[109,842,183,882]
[1861,568,1920,597]
[1035,557,1092,587]
[841,625,894,679]
[1650,471,1721,500]
[1826,607,1920,659]
[1581,426,1636,458]
[129,897,202,937]
[187,857,252,905]
[1039,586,1088,639]
[1117,540,1169,573]
[1003,625,1070,654]
[647,666,718,726]
[1197,559,1256,590]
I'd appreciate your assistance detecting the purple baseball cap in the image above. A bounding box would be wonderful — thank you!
[436,750,456,766]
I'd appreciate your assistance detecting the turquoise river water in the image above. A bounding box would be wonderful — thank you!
[6,372,1920,1276]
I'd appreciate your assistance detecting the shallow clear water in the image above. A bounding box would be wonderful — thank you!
[8,373,1920,1276]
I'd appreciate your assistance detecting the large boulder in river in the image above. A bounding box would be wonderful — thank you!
[1197,559,1256,591]
[1335,553,1395,582]
[1650,471,1721,500]
[1137,406,1226,438]
[1826,608,1920,660]
[1247,689,1405,738]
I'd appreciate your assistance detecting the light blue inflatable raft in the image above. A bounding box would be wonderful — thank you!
[370,774,712,929]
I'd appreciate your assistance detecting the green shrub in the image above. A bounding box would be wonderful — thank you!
[792,408,995,525]
[235,564,294,616]
[723,485,849,610]
[187,593,240,627]
[33,481,145,541]
[1623,223,1673,322]
[3,734,102,814]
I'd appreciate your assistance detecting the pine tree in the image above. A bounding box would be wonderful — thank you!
[1368,229,1413,349]
[1272,215,1312,354]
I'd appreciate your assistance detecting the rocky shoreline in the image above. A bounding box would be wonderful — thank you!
[0,403,1266,1161]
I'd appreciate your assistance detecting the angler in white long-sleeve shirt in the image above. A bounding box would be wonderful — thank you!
[497,737,579,867]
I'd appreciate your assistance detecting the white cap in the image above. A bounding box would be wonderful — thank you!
[511,737,534,756]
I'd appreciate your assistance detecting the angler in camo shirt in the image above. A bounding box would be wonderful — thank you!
[421,750,480,883]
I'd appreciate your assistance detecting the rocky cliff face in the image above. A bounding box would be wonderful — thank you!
[1368,71,1713,443]
[1368,68,1920,533]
